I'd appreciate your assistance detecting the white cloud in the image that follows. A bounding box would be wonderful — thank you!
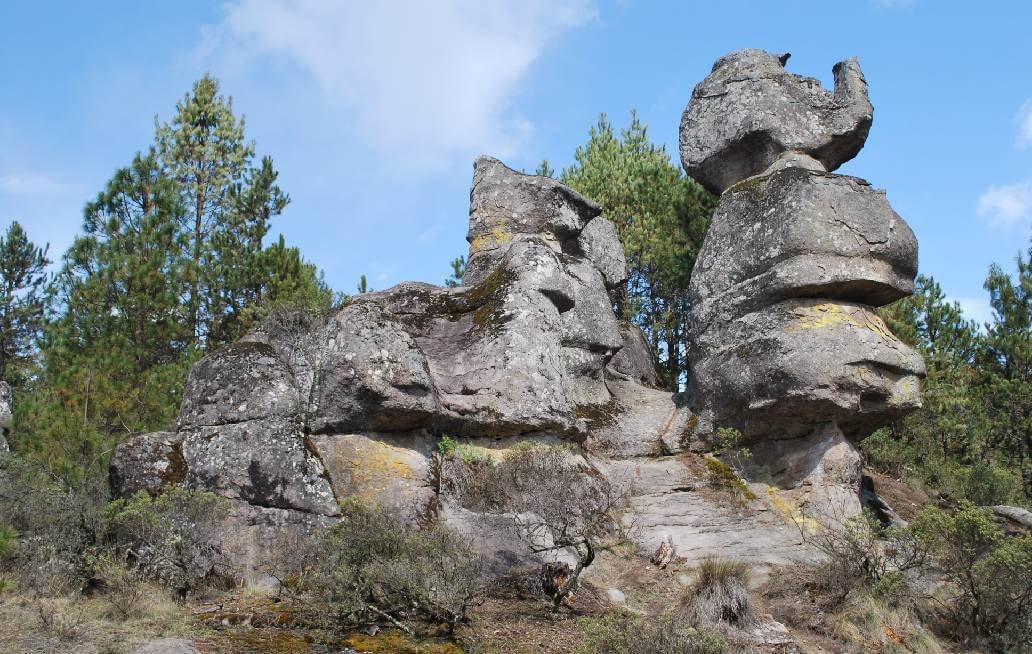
[0,172,65,195]
[952,296,993,327]
[1017,100,1032,148]
[204,0,596,172]
[977,180,1032,228]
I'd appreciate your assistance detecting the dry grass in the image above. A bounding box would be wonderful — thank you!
[681,557,752,628]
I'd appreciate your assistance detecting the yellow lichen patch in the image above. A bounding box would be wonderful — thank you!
[342,632,464,654]
[766,486,820,534]
[788,302,897,341]
[319,436,421,501]
[470,224,513,254]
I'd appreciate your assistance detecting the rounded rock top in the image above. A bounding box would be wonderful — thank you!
[679,48,873,195]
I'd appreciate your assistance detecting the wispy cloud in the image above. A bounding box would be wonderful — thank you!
[0,172,67,195]
[202,0,596,172]
[977,180,1032,228]
[952,296,993,326]
[1017,100,1032,148]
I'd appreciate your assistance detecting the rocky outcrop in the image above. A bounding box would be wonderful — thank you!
[683,49,924,447]
[676,49,924,537]
[109,49,924,578]
[0,381,11,453]
[111,157,639,573]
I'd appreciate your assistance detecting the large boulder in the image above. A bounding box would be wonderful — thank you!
[680,49,873,195]
[464,156,602,286]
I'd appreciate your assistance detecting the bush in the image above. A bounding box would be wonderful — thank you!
[460,443,626,608]
[577,610,727,654]
[101,487,230,596]
[682,557,752,627]
[910,501,1032,650]
[437,435,492,466]
[801,510,926,606]
[0,454,102,593]
[301,499,482,634]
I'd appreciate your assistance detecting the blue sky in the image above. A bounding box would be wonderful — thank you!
[2,0,1030,325]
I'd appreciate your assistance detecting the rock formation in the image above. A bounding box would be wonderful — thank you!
[110,49,923,577]
[0,381,11,453]
[111,156,678,572]
[682,49,924,521]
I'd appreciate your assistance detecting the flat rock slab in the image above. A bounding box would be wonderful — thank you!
[599,457,813,568]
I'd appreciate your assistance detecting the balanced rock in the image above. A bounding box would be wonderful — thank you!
[680,49,873,195]
[683,49,924,445]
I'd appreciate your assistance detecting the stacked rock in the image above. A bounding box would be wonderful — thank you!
[681,49,925,444]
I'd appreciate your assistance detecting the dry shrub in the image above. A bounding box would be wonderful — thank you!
[577,610,727,654]
[101,487,231,597]
[36,598,87,643]
[459,443,627,608]
[681,557,752,628]
[300,499,483,634]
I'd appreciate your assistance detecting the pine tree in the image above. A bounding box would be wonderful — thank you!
[17,151,191,479]
[444,256,465,288]
[979,243,1031,495]
[0,222,50,386]
[562,112,715,389]
[155,74,254,345]
[207,156,291,343]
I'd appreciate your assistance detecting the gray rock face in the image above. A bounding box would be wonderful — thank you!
[179,341,299,428]
[465,156,602,286]
[0,381,11,453]
[680,49,873,195]
[684,49,923,445]
[181,418,338,516]
[110,156,638,572]
[130,639,201,654]
[109,431,185,497]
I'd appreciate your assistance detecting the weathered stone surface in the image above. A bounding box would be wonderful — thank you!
[607,324,660,388]
[684,49,923,449]
[680,49,873,194]
[465,156,601,286]
[308,301,438,434]
[310,431,436,522]
[691,300,924,441]
[109,431,185,497]
[586,380,693,458]
[130,639,201,654]
[599,456,812,568]
[221,499,337,580]
[179,341,299,429]
[690,168,918,328]
[182,417,338,516]
[747,424,864,522]
[576,217,627,289]
[0,381,11,453]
